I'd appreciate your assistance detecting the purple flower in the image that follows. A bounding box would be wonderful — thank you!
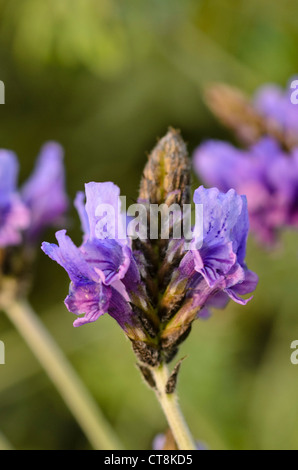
[152,432,207,450]
[43,182,257,349]
[193,137,298,244]
[21,142,68,241]
[0,150,30,247]
[204,81,298,150]
[254,83,298,142]
[42,182,150,339]
[0,141,68,251]
[41,129,257,365]
[160,186,258,339]
[191,188,258,305]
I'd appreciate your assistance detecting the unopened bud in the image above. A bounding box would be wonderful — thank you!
[205,83,263,145]
[139,128,191,207]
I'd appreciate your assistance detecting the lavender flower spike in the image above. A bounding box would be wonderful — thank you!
[0,150,30,247]
[42,129,258,451]
[22,142,68,241]
[42,129,257,369]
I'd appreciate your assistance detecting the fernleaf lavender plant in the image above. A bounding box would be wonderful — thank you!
[42,129,258,450]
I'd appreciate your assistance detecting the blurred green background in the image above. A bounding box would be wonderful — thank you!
[0,0,298,450]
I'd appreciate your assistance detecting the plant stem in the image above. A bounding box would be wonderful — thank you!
[4,298,123,450]
[151,363,196,450]
[0,431,13,450]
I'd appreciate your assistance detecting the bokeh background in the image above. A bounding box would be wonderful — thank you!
[0,0,298,450]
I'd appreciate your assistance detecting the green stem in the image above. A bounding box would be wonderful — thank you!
[151,363,196,450]
[0,431,13,450]
[4,298,123,450]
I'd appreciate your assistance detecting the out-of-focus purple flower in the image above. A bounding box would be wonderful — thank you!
[193,137,298,244]
[254,83,298,143]
[21,142,68,241]
[0,141,68,251]
[0,150,30,247]
[204,81,298,150]
[42,182,150,339]
[152,432,207,450]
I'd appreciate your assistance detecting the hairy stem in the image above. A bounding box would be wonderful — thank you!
[4,298,123,450]
[151,363,196,450]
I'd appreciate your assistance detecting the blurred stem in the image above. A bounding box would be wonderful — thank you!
[0,431,13,450]
[151,363,196,450]
[4,298,123,450]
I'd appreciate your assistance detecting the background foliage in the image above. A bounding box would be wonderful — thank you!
[0,0,298,450]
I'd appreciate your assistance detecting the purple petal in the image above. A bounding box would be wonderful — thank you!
[85,182,125,241]
[65,282,112,327]
[192,242,236,288]
[230,269,259,295]
[254,85,289,129]
[0,195,30,247]
[0,151,30,247]
[22,142,68,238]
[193,141,251,192]
[198,294,232,319]
[191,186,246,286]
[41,230,98,285]
[107,287,136,332]
[231,195,249,265]
[80,238,131,285]
[197,307,212,319]
[193,186,243,246]
[0,150,19,205]
[152,434,166,451]
[121,254,142,292]
[224,266,258,305]
[254,84,298,141]
[224,288,253,305]
[74,191,90,239]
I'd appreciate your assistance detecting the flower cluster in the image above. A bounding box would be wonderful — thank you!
[196,80,298,245]
[42,129,258,367]
[0,150,30,248]
[205,82,298,150]
[0,142,68,288]
[254,83,298,149]
[194,137,298,245]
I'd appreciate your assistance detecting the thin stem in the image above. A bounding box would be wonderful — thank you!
[4,298,123,450]
[151,363,196,450]
[0,431,13,450]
